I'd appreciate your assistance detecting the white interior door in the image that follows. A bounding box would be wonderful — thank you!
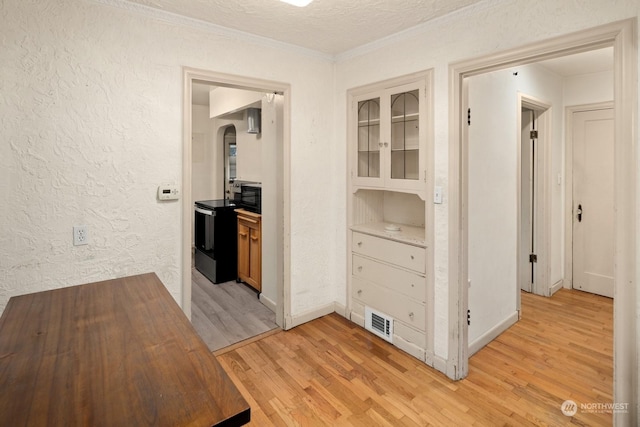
[520,108,535,292]
[572,108,614,298]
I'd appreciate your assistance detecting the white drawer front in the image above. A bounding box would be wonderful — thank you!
[352,254,425,302]
[394,321,426,348]
[352,232,425,273]
[352,277,425,331]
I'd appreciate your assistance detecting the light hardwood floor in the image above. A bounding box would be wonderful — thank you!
[216,289,613,426]
[191,268,278,352]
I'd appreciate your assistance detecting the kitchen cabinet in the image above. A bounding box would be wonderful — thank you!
[347,71,434,365]
[351,76,429,197]
[236,209,261,292]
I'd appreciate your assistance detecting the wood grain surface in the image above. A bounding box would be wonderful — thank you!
[0,273,250,427]
[217,288,612,426]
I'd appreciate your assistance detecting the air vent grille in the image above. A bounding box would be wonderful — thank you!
[364,306,393,343]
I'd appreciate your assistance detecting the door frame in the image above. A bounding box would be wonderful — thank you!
[564,102,614,293]
[182,67,291,329]
[517,95,552,299]
[448,19,637,424]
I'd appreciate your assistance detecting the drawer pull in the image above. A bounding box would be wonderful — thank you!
[409,312,414,319]
[410,255,414,260]
[357,289,362,295]
[239,232,248,237]
[357,241,362,247]
[357,266,362,272]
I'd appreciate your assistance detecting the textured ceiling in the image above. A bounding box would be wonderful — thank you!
[124,0,484,55]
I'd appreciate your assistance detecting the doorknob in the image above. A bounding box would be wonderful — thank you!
[577,204,583,222]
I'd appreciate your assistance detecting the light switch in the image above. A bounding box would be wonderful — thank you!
[434,186,443,204]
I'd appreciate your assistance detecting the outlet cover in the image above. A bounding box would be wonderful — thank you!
[73,225,89,246]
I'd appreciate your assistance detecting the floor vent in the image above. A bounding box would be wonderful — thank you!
[365,306,393,343]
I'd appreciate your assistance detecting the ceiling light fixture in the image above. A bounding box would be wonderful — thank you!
[280,0,313,6]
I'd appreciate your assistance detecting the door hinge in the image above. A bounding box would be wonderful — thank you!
[529,253,538,263]
[467,309,471,326]
[530,130,538,139]
[467,108,471,126]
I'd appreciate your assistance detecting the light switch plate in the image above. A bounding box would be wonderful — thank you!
[434,186,443,204]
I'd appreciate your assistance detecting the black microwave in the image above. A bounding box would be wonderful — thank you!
[240,184,261,213]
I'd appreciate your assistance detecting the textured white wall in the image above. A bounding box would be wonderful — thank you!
[563,70,614,107]
[192,105,216,205]
[467,63,564,345]
[1,0,637,370]
[0,0,336,313]
[334,0,639,359]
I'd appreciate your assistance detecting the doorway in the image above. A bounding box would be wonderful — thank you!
[566,104,615,298]
[182,68,291,340]
[518,97,551,298]
[223,126,237,199]
[449,20,637,424]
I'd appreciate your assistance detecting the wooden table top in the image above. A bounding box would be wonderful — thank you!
[0,273,250,427]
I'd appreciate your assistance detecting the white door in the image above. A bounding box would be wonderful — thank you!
[572,108,614,298]
[520,108,535,292]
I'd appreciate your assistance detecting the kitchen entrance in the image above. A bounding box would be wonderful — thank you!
[183,68,290,352]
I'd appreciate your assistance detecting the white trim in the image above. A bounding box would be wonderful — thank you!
[550,279,564,296]
[91,0,332,61]
[468,312,518,356]
[182,67,292,331]
[259,293,277,313]
[432,355,449,375]
[335,0,517,63]
[334,302,347,318]
[449,19,637,425]
[285,303,337,329]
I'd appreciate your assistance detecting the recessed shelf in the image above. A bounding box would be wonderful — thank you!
[351,222,426,247]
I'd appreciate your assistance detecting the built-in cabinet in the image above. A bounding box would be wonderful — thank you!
[347,71,433,364]
[236,209,262,292]
[353,79,427,197]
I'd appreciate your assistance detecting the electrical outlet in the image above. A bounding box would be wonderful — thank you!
[73,225,89,246]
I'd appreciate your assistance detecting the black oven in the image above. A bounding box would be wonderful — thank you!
[194,199,237,284]
[240,184,261,213]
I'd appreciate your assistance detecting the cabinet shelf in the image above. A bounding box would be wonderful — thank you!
[391,147,419,152]
[359,118,380,126]
[391,113,418,123]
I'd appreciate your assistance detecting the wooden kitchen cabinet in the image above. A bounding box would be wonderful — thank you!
[236,209,261,292]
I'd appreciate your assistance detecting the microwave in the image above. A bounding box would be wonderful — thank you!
[240,184,261,213]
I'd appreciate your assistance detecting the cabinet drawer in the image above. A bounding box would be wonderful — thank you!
[352,254,425,302]
[352,277,425,331]
[352,232,425,273]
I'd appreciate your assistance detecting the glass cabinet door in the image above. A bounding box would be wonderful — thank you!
[390,89,419,180]
[357,98,381,178]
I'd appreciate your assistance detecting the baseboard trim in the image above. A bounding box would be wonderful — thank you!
[285,302,337,329]
[550,279,564,296]
[259,293,277,313]
[468,311,519,356]
[432,354,448,375]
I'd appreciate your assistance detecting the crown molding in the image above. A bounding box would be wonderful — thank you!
[335,0,513,63]
[90,0,334,62]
